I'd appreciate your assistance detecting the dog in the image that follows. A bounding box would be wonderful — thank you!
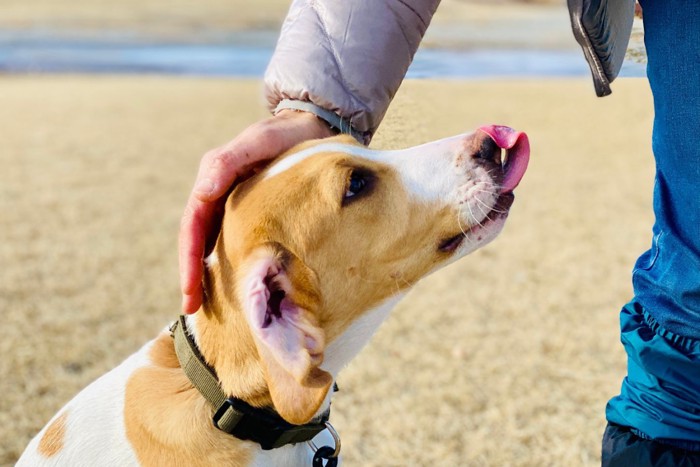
[18,125,529,466]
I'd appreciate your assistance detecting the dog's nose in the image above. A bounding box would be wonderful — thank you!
[472,132,504,166]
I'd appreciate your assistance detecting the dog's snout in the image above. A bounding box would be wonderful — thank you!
[470,132,503,166]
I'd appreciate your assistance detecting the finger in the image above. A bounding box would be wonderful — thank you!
[179,190,228,314]
[192,124,281,203]
[192,114,327,203]
[191,148,244,202]
[178,197,211,312]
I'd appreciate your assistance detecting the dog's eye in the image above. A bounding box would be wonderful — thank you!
[342,169,374,206]
[345,172,367,199]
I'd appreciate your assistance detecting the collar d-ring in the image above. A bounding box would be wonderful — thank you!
[307,421,341,458]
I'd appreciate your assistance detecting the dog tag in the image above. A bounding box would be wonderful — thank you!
[312,446,338,467]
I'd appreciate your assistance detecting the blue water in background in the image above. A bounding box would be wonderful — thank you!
[0,31,646,78]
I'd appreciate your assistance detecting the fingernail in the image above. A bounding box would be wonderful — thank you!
[194,178,215,197]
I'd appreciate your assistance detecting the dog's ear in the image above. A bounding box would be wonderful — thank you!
[240,245,333,425]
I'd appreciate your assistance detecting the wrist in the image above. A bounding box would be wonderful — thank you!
[274,100,367,144]
[275,108,336,139]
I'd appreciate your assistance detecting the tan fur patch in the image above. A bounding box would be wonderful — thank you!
[224,136,460,342]
[123,333,254,466]
[38,411,68,458]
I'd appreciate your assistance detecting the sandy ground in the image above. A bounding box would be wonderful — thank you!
[0,75,654,466]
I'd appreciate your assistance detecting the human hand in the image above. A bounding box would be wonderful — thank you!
[179,110,334,314]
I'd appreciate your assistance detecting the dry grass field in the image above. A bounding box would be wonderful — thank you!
[0,76,654,466]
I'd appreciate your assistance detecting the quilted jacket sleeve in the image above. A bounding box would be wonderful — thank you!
[264,0,440,144]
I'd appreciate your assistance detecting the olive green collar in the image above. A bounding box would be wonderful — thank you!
[170,316,331,450]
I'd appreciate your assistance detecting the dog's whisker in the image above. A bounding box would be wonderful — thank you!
[475,200,490,217]
[465,202,487,230]
[474,197,508,215]
[390,273,413,294]
[396,276,414,290]
[481,176,500,186]
[471,198,492,224]
[457,214,469,237]
[355,272,382,284]
[472,188,499,198]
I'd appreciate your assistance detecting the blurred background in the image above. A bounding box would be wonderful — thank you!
[0,0,645,77]
[1,1,652,465]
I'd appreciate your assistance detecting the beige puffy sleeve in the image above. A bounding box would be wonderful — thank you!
[264,0,440,143]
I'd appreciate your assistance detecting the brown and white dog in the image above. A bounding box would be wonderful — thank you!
[18,125,529,466]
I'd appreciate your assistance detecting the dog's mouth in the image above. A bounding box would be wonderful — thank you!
[474,191,515,227]
[492,191,515,215]
[473,125,529,224]
[479,124,530,194]
[444,126,528,250]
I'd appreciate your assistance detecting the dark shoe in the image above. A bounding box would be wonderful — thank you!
[567,0,636,96]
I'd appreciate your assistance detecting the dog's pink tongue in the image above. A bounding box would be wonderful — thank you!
[478,125,530,193]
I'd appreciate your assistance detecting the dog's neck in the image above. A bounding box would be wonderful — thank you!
[186,246,405,424]
[189,254,278,410]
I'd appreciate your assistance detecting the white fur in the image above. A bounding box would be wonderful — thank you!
[264,134,474,206]
[204,251,219,267]
[185,313,199,342]
[379,135,467,205]
[321,294,404,378]
[265,143,373,179]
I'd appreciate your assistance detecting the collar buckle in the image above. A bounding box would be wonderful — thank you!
[213,397,329,450]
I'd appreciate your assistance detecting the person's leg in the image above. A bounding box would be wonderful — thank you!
[602,423,700,467]
[631,0,700,336]
[603,0,700,463]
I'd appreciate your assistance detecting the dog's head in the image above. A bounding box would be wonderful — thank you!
[198,126,529,424]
